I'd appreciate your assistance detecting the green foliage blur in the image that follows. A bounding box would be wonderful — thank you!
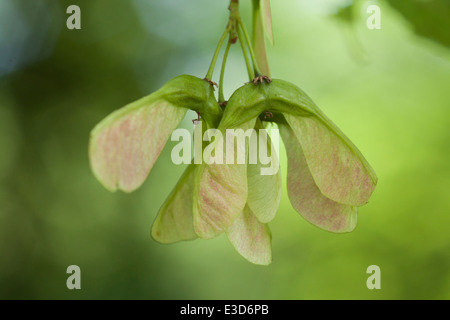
[0,0,449,300]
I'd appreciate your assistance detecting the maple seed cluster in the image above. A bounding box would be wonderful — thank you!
[88,1,377,265]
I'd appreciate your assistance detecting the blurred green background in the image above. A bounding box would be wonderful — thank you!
[0,0,449,300]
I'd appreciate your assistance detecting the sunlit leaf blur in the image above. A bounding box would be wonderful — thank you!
[0,0,449,299]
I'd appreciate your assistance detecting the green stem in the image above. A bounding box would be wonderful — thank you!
[252,0,271,76]
[238,18,262,76]
[237,26,255,80]
[219,41,232,103]
[205,28,230,80]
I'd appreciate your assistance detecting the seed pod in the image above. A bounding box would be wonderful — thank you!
[152,117,212,244]
[194,97,282,240]
[247,120,282,224]
[222,79,376,204]
[192,117,277,263]
[152,163,199,244]
[226,204,272,265]
[197,79,377,233]
[278,123,357,233]
[193,118,255,239]
[89,75,222,193]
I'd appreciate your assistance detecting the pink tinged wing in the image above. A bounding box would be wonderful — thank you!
[279,124,357,233]
[152,164,198,244]
[89,97,187,192]
[193,120,256,239]
[226,204,272,265]
[247,128,282,223]
[284,114,377,206]
[194,161,246,239]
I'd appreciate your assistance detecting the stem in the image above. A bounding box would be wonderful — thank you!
[219,41,232,103]
[237,26,255,80]
[238,18,262,76]
[205,28,230,80]
[252,0,271,76]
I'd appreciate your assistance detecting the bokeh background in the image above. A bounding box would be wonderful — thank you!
[1,0,449,300]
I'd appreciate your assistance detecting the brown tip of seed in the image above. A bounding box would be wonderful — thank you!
[203,78,218,89]
[252,75,272,85]
[219,101,228,108]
